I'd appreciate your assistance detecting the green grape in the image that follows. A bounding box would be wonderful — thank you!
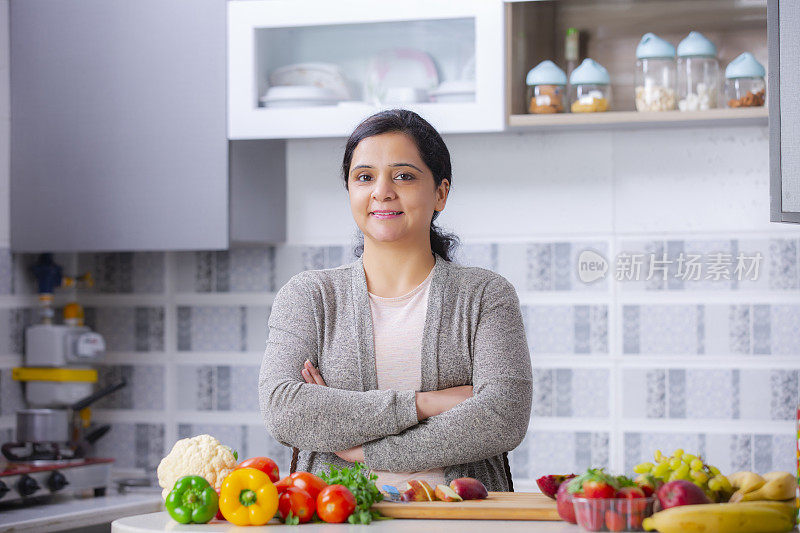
[708,478,722,491]
[654,449,663,462]
[673,448,684,459]
[634,462,654,474]
[692,480,705,489]
[668,471,682,482]
[653,462,671,478]
[708,465,721,476]
[691,470,709,484]
[669,457,682,470]
[719,475,732,492]
[675,464,690,478]
[690,459,703,471]
[683,454,698,463]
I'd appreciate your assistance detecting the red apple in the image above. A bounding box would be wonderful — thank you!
[656,480,710,509]
[449,477,488,500]
[556,479,579,524]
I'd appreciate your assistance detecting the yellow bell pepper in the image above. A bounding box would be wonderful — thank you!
[219,467,279,526]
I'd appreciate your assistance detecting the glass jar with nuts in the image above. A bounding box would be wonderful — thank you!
[526,60,567,114]
[725,52,766,108]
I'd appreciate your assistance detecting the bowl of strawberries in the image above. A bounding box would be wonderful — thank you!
[562,468,656,532]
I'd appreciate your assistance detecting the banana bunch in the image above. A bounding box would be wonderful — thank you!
[728,471,797,503]
[643,501,796,533]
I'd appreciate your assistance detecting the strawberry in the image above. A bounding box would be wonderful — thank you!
[568,468,619,499]
[634,473,660,497]
[615,485,648,515]
[536,474,576,500]
[604,510,626,532]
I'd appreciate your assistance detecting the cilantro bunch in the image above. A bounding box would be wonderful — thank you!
[321,462,387,524]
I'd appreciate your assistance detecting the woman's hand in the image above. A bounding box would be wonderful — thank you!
[334,445,365,463]
[302,359,326,386]
[416,385,473,421]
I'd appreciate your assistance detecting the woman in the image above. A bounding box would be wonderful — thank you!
[259,109,532,492]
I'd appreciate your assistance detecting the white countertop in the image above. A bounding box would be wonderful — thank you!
[0,493,164,533]
[113,512,581,532]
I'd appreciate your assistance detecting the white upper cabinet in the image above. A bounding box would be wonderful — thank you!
[227,0,505,139]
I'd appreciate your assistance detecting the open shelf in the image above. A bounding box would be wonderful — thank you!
[507,107,768,131]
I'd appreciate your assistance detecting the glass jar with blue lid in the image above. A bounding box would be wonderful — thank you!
[677,31,719,111]
[725,53,766,108]
[569,58,610,113]
[526,60,567,114]
[635,33,677,111]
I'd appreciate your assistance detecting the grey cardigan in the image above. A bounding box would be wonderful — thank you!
[258,253,533,491]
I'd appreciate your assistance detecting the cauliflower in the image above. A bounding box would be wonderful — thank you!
[156,434,238,499]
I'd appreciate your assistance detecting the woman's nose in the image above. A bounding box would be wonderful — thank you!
[371,174,397,200]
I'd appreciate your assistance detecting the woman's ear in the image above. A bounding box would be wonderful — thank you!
[435,179,450,211]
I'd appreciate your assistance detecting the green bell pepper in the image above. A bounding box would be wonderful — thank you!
[165,475,219,524]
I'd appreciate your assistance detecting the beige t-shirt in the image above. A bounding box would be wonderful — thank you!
[367,267,446,491]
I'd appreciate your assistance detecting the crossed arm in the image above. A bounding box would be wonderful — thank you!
[299,360,473,463]
[260,275,532,471]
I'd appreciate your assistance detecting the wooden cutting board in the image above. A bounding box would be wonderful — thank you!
[372,491,561,520]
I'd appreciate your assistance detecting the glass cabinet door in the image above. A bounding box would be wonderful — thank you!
[228,0,504,139]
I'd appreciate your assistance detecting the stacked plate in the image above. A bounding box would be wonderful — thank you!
[260,63,351,108]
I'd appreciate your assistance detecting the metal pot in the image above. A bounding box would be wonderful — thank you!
[9,379,126,445]
[15,408,69,443]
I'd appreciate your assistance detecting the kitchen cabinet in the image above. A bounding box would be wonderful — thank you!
[10,0,286,252]
[227,0,505,139]
[769,0,800,224]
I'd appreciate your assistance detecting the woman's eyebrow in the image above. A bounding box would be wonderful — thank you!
[351,163,423,172]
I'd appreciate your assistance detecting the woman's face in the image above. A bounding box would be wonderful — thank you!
[348,132,448,248]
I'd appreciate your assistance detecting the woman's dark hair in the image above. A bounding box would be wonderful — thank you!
[341,109,460,262]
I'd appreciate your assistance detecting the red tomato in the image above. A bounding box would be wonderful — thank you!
[316,484,356,523]
[275,476,292,494]
[289,472,328,501]
[604,510,625,532]
[238,456,280,483]
[278,487,315,524]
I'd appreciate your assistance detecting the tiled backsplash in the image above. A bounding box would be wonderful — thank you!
[1,236,798,490]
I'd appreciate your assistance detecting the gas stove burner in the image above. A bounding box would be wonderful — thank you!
[1,441,82,462]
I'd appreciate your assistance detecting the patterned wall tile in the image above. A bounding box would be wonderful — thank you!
[0,308,37,355]
[524,305,608,354]
[93,423,165,470]
[95,365,165,410]
[570,369,610,417]
[176,365,260,411]
[0,249,12,294]
[176,248,276,293]
[87,307,164,352]
[77,252,165,293]
[176,306,269,352]
[638,305,702,354]
[622,369,665,418]
[273,246,353,289]
[453,243,498,272]
[0,369,25,416]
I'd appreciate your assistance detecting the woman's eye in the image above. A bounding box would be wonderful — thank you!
[396,173,414,180]
[355,174,371,181]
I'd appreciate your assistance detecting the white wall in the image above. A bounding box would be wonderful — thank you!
[286,125,796,245]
